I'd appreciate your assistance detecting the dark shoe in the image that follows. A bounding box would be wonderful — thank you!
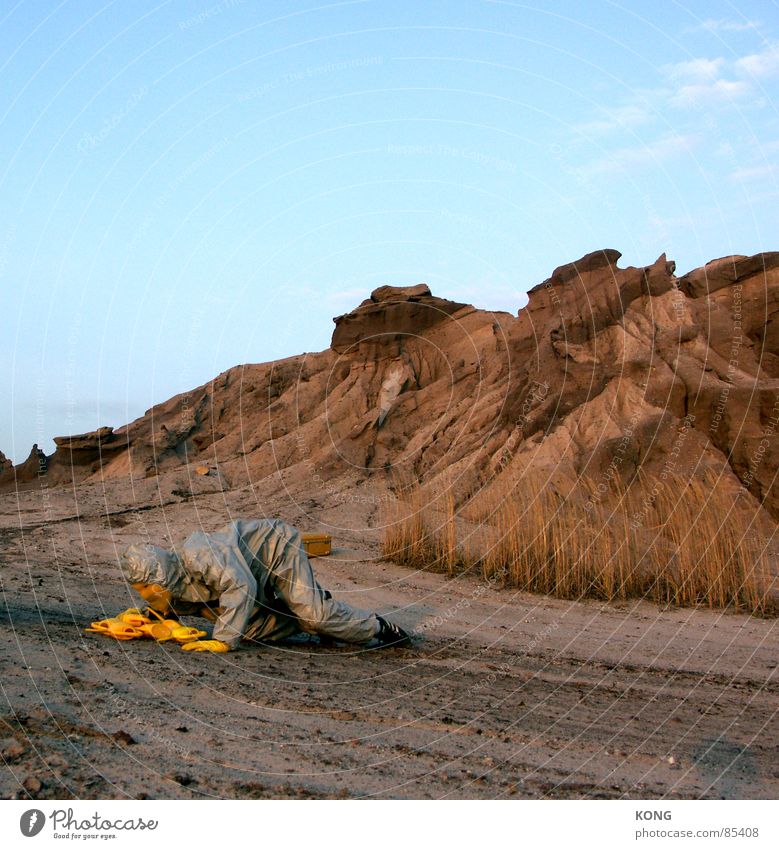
[375,615,413,647]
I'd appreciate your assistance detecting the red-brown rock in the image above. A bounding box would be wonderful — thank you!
[331,284,468,354]
[2,250,777,527]
[10,445,47,484]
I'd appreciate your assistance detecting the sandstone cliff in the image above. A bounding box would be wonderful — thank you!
[0,450,12,477]
[4,249,778,524]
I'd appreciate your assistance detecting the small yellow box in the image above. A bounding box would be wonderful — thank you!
[302,532,332,557]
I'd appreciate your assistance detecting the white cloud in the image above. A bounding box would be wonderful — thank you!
[571,40,777,150]
[564,37,779,185]
[699,19,761,33]
[715,140,735,157]
[576,104,653,136]
[730,163,778,182]
[578,133,698,177]
[665,57,725,82]
[736,42,779,77]
[659,41,779,108]
[662,44,779,106]
[625,133,697,162]
[670,77,750,106]
[662,56,745,106]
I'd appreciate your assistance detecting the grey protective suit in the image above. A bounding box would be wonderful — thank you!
[119,518,379,650]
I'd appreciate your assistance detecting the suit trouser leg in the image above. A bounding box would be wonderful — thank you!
[269,531,379,644]
[243,601,302,643]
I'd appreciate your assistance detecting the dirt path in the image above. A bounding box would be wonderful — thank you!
[1,480,777,799]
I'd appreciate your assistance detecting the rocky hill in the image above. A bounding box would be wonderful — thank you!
[3,248,778,524]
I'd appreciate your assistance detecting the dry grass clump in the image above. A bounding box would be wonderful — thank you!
[382,469,775,615]
[381,471,465,575]
[382,475,434,567]
[626,471,773,614]
[466,474,645,601]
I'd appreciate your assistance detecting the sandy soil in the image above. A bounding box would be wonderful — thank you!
[1,474,777,800]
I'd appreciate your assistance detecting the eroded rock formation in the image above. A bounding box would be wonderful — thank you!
[331,283,468,353]
[3,249,778,525]
[9,444,48,484]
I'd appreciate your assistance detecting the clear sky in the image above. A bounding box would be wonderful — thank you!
[2,0,778,462]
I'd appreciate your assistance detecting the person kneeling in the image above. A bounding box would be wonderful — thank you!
[120,518,412,652]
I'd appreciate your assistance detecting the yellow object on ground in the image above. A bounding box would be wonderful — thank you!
[116,608,152,627]
[84,619,145,640]
[85,616,205,643]
[145,609,183,628]
[302,532,332,557]
[138,622,174,641]
[171,626,207,643]
[181,639,230,653]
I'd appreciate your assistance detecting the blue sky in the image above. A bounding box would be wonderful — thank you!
[2,0,778,462]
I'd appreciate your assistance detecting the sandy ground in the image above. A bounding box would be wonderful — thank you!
[1,473,777,800]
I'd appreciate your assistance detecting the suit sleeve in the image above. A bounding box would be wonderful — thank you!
[181,534,257,650]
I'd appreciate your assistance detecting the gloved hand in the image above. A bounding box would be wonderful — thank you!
[131,583,173,616]
[181,640,230,653]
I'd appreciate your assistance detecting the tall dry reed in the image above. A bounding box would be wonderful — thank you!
[381,469,775,615]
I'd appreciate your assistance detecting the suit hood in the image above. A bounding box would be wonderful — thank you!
[119,544,187,595]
